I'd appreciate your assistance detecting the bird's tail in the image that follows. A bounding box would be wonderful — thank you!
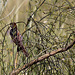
[17,45,29,57]
[23,49,29,57]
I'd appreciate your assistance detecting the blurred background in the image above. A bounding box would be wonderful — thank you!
[0,0,75,75]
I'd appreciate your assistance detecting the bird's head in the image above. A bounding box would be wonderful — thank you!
[10,22,17,29]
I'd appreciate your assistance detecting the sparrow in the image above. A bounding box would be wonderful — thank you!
[10,22,29,57]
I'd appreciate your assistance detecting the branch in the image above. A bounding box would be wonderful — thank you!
[10,39,75,75]
[26,0,46,26]
[0,6,15,21]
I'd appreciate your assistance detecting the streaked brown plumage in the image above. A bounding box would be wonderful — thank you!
[10,23,29,57]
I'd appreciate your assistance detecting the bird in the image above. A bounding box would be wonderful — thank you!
[10,22,29,57]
